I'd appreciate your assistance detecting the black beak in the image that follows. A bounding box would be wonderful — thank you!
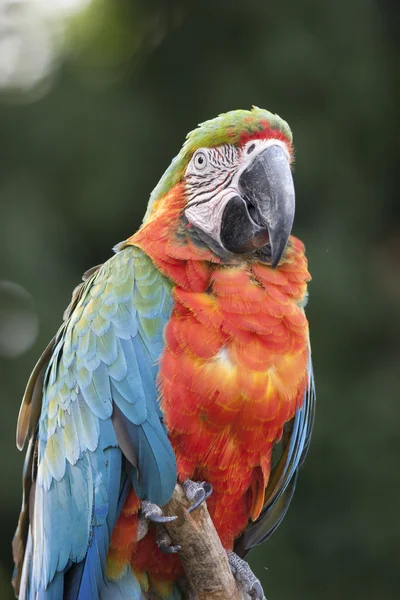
[239,145,295,267]
[220,144,295,267]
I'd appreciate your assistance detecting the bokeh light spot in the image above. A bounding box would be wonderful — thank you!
[0,281,38,358]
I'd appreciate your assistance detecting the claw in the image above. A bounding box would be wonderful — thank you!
[136,514,149,541]
[158,542,181,554]
[182,480,213,513]
[250,581,266,600]
[141,500,177,523]
[156,525,181,554]
[228,551,266,600]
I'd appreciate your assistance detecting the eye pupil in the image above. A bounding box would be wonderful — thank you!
[194,152,207,170]
[247,143,255,154]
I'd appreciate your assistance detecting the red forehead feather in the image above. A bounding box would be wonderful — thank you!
[239,120,292,152]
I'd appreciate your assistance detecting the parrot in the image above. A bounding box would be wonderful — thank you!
[12,107,315,600]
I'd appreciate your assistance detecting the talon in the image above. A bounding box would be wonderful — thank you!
[228,551,266,600]
[250,581,266,600]
[158,542,181,554]
[182,480,213,513]
[141,500,177,523]
[187,487,206,513]
[136,514,149,541]
[159,542,181,554]
[156,525,181,554]
[146,514,177,524]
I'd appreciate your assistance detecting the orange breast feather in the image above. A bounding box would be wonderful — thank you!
[112,208,310,583]
[159,237,310,549]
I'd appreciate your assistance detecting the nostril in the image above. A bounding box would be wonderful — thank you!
[247,203,257,221]
[244,196,259,225]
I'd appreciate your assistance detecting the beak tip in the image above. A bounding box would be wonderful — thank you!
[271,258,279,269]
[270,254,281,269]
[269,237,290,269]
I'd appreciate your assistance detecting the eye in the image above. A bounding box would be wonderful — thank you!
[193,150,208,171]
[247,143,256,155]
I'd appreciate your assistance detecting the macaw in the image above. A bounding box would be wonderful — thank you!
[12,107,315,600]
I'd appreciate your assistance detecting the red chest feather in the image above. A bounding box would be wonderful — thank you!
[158,240,310,547]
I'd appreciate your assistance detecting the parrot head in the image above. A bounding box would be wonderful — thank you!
[144,107,295,268]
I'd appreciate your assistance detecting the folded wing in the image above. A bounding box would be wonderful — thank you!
[13,245,176,599]
[236,351,316,555]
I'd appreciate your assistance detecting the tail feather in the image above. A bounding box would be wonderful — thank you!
[76,526,105,600]
[74,445,121,600]
[64,561,84,600]
[35,572,64,600]
[18,529,32,600]
[101,568,144,600]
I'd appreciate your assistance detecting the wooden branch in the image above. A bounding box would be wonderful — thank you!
[163,484,242,600]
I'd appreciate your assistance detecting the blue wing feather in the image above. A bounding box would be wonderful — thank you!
[15,245,177,599]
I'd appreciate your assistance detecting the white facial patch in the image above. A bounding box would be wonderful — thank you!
[183,139,291,243]
[185,188,239,245]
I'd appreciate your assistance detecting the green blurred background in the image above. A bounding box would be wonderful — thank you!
[0,0,398,598]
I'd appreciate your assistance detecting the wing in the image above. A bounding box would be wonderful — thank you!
[12,245,176,599]
[236,349,316,556]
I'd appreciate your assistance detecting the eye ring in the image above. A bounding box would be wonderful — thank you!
[193,150,208,171]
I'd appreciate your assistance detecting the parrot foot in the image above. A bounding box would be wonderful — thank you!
[141,501,180,553]
[141,500,177,523]
[136,513,149,541]
[182,480,213,513]
[228,551,267,600]
[156,524,181,554]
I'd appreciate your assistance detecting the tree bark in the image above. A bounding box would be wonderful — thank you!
[163,484,242,600]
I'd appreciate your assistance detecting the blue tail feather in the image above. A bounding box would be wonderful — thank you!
[101,568,144,600]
